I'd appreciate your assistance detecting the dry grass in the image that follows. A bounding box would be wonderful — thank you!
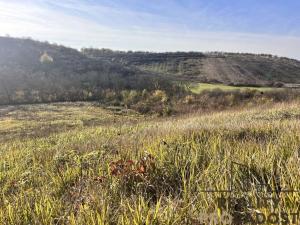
[0,101,300,224]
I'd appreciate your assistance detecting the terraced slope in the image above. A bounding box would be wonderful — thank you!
[83,49,300,86]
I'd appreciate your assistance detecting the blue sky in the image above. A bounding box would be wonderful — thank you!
[1,0,300,59]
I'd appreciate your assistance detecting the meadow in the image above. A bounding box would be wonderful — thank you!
[189,83,279,94]
[0,101,300,224]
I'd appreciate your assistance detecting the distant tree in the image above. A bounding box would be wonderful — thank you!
[40,52,53,64]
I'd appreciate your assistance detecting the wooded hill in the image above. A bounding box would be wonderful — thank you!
[82,48,300,86]
[1,36,300,105]
[0,37,172,105]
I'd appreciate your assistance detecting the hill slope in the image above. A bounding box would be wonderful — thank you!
[82,49,300,86]
[1,37,300,105]
[1,102,300,223]
[0,37,170,105]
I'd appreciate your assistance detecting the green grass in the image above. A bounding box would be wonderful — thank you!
[189,82,278,93]
[0,102,300,224]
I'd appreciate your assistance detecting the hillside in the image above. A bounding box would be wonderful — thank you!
[0,37,171,105]
[1,36,300,106]
[82,49,300,86]
[1,40,300,224]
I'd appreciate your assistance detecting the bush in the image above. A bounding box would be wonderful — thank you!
[121,90,139,107]
[152,90,168,103]
[184,95,195,104]
[174,89,300,114]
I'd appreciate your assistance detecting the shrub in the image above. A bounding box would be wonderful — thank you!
[184,95,195,104]
[152,90,168,103]
[121,90,139,107]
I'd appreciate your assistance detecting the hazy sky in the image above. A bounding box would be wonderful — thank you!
[1,0,300,59]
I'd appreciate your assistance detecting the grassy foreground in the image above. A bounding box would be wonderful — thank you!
[0,102,300,224]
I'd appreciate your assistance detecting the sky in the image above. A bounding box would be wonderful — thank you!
[0,0,300,59]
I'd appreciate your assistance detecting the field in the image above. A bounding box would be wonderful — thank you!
[189,83,278,94]
[0,102,300,224]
